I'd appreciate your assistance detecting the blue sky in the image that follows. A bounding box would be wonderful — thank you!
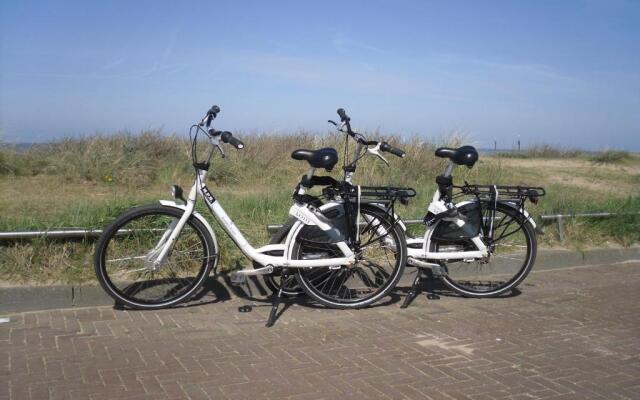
[1,0,639,150]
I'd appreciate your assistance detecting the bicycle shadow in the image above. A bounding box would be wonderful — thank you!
[112,270,521,325]
[393,269,523,300]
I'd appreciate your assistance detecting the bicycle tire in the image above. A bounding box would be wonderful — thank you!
[435,202,537,297]
[294,204,407,308]
[94,204,216,309]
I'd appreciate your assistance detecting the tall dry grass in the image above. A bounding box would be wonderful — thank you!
[0,130,456,189]
[1,132,638,283]
[496,144,584,159]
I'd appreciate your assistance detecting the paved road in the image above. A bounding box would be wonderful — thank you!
[2,262,639,400]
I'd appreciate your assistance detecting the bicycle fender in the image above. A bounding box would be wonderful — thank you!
[158,200,220,257]
[367,202,407,232]
[284,202,354,260]
[497,201,537,229]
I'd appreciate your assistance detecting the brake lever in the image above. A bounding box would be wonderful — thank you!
[367,143,389,166]
[217,144,226,158]
[210,139,226,158]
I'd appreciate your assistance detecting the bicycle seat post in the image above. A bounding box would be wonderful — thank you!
[442,161,454,178]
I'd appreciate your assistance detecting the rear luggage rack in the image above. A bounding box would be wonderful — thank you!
[355,186,417,200]
[457,184,545,203]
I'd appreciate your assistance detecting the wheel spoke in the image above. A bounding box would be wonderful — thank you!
[296,207,404,306]
[97,208,213,307]
[436,204,534,296]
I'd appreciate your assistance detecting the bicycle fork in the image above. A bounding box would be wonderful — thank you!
[149,186,198,268]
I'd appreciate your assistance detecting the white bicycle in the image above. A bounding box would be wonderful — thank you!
[262,108,414,296]
[93,106,407,325]
[401,146,545,306]
[266,109,545,304]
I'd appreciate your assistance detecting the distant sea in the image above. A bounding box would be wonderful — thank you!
[0,142,54,152]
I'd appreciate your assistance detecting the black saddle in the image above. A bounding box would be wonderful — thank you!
[291,147,339,171]
[435,145,478,167]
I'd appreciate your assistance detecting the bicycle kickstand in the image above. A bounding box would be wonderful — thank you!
[265,268,288,327]
[401,268,423,308]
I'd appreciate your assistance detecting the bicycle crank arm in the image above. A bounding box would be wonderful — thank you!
[407,257,446,276]
[229,265,275,286]
[232,265,275,277]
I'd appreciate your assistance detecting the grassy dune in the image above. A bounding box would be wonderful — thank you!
[1,132,638,283]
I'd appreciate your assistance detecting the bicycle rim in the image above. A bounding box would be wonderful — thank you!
[437,203,536,297]
[295,206,406,308]
[95,206,214,307]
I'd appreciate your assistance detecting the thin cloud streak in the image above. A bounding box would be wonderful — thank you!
[223,51,464,101]
[332,34,387,54]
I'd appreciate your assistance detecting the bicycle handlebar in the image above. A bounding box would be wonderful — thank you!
[333,108,406,162]
[337,108,354,137]
[337,108,350,122]
[380,142,406,158]
[202,105,220,127]
[220,131,244,149]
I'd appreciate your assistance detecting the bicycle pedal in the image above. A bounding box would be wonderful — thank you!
[426,293,440,300]
[229,272,248,286]
[238,305,252,313]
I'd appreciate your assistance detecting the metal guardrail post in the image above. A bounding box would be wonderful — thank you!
[557,216,565,242]
[538,212,640,242]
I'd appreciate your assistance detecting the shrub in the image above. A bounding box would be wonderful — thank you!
[589,150,630,164]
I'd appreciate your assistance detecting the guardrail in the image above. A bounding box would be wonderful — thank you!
[0,212,635,242]
[0,228,165,241]
[265,219,426,235]
[539,212,638,242]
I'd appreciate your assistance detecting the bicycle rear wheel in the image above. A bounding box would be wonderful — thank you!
[94,205,216,309]
[294,204,406,308]
[434,202,536,297]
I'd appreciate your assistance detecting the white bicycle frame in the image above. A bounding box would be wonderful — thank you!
[150,136,357,271]
[340,128,537,264]
[339,137,492,263]
[406,161,537,262]
[406,191,489,261]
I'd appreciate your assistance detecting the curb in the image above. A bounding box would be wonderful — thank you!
[533,246,640,271]
[1,246,638,314]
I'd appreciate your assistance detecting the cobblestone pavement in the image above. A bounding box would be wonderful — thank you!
[2,262,639,400]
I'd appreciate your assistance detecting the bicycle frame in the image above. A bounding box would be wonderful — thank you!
[153,153,357,271]
[331,132,490,262]
[407,190,489,260]
[406,161,540,262]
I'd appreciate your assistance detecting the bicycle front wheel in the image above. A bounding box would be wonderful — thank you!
[435,202,537,297]
[94,205,217,309]
[294,204,406,309]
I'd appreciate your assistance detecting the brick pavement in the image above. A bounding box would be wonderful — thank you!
[1,262,639,400]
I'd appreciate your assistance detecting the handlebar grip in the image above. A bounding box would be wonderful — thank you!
[381,142,406,158]
[337,108,350,122]
[220,131,244,149]
[209,105,220,116]
[204,105,220,127]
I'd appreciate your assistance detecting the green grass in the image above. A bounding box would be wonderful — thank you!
[1,133,638,284]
